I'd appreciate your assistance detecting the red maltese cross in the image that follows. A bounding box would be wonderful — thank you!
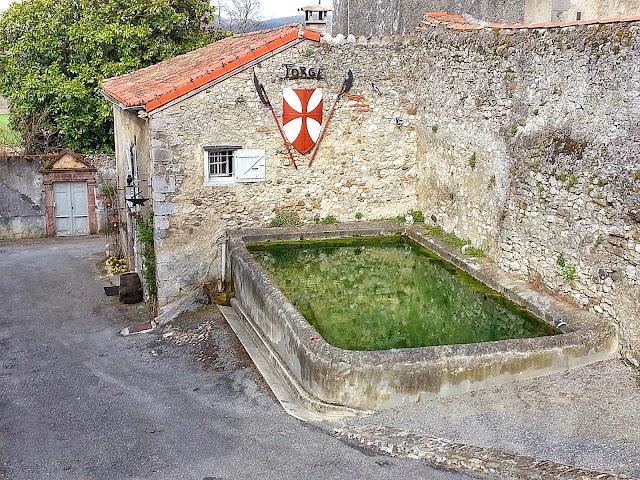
[282,88,323,154]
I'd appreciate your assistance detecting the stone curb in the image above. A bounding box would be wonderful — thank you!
[331,425,632,480]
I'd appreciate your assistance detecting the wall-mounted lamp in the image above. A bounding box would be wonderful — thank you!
[111,216,120,229]
[126,196,149,206]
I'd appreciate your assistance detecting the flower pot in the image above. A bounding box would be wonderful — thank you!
[119,272,143,304]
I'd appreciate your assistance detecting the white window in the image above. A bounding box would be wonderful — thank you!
[203,146,266,186]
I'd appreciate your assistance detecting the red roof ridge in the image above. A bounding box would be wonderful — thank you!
[102,24,320,112]
[420,10,640,31]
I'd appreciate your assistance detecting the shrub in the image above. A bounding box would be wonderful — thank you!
[320,215,338,224]
[409,210,425,223]
[268,210,302,227]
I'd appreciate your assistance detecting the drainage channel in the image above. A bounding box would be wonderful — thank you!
[218,304,367,423]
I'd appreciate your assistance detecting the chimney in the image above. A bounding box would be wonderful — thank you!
[299,1,332,34]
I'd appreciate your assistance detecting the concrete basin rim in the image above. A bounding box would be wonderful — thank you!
[226,222,618,365]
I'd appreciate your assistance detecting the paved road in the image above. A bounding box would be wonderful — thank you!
[0,237,476,480]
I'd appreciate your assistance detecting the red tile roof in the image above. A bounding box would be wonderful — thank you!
[102,24,321,112]
[420,11,640,31]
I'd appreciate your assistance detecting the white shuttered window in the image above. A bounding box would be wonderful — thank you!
[203,146,265,186]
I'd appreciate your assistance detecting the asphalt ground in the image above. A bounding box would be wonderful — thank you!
[0,236,476,480]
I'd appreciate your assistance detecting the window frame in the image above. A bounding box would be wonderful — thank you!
[203,145,241,186]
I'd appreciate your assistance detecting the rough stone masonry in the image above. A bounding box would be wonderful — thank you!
[136,15,639,363]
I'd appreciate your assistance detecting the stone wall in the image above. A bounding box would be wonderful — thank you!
[0,153,116,240]
[542,0,640,23]
[0,157,46,239]
[413,18,640,361]
[138,17,640,360]
[86,153,118,236]
[332,0,639,36]
[112,107,152,270]
[147,38,421,308]
[333,0,526,36]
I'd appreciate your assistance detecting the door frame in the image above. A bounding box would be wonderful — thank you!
[52,181,91,236]
[41,150,98,237]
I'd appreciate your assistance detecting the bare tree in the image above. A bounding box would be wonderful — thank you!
[219,0,263,33]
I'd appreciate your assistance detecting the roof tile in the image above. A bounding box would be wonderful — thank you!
[421,11,640,33]
[102,24,315,111]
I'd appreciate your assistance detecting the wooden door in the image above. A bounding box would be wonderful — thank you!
[53,182,89,236]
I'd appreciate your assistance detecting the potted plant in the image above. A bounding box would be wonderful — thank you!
[101,184,117,207]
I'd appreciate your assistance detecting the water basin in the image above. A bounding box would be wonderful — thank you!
[249,236,559,351]
[227,222,618,411]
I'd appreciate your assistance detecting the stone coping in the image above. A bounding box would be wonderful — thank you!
[227,221,618,410]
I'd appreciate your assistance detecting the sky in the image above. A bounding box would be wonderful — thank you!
[259,0,333,19]
[0,0,334,19]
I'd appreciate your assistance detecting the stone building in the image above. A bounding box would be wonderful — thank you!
[332,0,639,35]
[102,14,640,363]
[101,24,420,312]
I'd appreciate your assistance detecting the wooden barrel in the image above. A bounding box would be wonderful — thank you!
[119,272,143,304]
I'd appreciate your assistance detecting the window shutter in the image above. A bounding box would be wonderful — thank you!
[235,149,266,183]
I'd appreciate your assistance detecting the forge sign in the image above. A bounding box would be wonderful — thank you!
[282,88,323,155]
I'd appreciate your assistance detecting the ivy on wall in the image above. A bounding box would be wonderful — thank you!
[136,214,157,297]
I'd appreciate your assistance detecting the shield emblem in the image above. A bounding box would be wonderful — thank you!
[282,88,323,154]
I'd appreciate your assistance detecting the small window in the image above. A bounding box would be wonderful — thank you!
[576,11,582,20]
[208,149,234,177]
[203,145,266,186]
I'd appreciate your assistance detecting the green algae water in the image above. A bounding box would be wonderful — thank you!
[248,237,559,351]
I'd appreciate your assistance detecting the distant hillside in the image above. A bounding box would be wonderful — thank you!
[210,13,334,34]
[260,15,304,29]
[209,15,304,33]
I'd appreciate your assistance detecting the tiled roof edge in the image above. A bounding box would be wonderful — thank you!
[419,11,640,31]
[102,25,321,112]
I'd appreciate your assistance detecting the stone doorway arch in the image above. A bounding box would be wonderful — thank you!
[41,150,98,236]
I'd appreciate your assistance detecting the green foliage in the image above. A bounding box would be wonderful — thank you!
[100,183,116,197]
[425,225,467,247]
[468,152,477,168]
[562,264,576,282]
[408,210,425,223]
[137,214,154,245]
[0,114,20,146]
[510,124,519,136]
[355,212,363,220]
[464,246,486,257]
[565,174,579,190]
[319,215,338,224]
[431,125,438,133]
[268,210,302,228]
[555,254,576,281]
[136,214,157,296]
[0,0,229,153]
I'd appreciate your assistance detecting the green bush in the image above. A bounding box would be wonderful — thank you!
[320,215,338,224]
[409,210,425,223]
[268,210,302,227]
